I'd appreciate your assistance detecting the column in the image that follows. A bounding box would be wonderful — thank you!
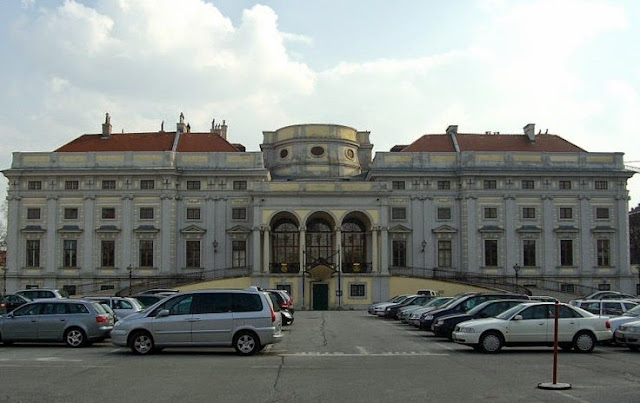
[504,195,516,271]
[262,226,270,273]
[380,227,389,275]
[122,195,134,268]
[46,195,58,273]
[616,195,631,273]
[7,196,21,286]
[160,195,173,271]
[371,226,378,273]
[579,195,592,274]
[252,226,261,274]
[299,227,306,272]
[542,195,554,273]
[82,195,95,270]
[465,196,478,272]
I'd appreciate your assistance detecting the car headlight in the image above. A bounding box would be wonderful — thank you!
[424,315,434,320]
[435,320,443,325]
[456,327,476,333]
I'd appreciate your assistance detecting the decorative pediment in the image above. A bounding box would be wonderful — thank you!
[516,225,541,233]
[554,225,579,233]
[478,225,503,233]
[22,225,45,233]
[134,225,160,233]
[180,224,206,235]
[389,225,412,234]
[58,225,83,233]
[227,225,251,235]
[432,225,458,234]
[96,225,120,233]
[591,225,615,233]
[307,264,336,281]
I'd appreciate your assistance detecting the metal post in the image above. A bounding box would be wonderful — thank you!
[337,250,342,308]
[2,266,6,295]
[513,264,521,287]
[128,265,132,296]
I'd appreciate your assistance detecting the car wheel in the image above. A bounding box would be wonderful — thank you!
[233,331,260,356]
[573,331,596,353]
[64,328,87,348]
[130,331,155,355]
[479,331,503,354]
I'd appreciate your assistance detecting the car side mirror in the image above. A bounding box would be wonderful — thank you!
[513,315,523,321]
[156,309,170,318]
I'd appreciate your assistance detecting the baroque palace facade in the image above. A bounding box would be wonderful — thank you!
[2,115,636,309]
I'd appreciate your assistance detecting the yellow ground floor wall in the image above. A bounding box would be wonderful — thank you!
[388,278,492,300]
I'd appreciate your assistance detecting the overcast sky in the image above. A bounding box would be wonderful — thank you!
[2,0,640,219]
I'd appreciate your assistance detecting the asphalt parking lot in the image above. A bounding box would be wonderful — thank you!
[1,311,639,403]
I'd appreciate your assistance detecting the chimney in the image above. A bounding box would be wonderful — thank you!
[220,120,227,140]
[101,113,112,138]
[176,112,187,134]
[446,125,458,136]
[523,123,536,143]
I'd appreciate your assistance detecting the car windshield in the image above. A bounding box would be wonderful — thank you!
[429,297,454,308]
[91,302,107,314]
[623,305,640,316]
[495,304,527,320]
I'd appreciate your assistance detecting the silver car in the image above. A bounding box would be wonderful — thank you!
[84,296,143,321]
[0,299,114,347]
[111,288,283,356]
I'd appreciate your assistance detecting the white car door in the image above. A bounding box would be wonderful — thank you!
[550,305,580,343]
[506,305,550,343]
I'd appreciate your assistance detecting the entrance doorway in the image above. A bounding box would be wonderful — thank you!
[312,283,329,310]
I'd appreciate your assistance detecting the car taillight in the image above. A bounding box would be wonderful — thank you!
[270,306,276,323]
[281,302,287,309]
[95,315,109,323]
[605,320,611,329]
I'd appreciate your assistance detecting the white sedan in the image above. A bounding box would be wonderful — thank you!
[452,302,612,353]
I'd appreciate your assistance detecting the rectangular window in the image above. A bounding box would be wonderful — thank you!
[349,284,366,298]
[522,207,536,219]
[186,240,201,268]
[139,240,154,267]
[437,180,451,190]
[140,180,155,189]
[559,180,572,190]
[64,208,78,220]
[139,207,154,220]
[391,207,406,220]
[560,239,573,266]
[186,208,201,220]
[28,181,42,190]
[102,208,116,219]
[523,240,536,266]
[26,240,40,267]
[595,208,609,220]
[484,207,498,219]
[232,240,246,268]
[521,180,535,189]
[392,181,405,190]
[597,239,610,267]
[484,239,498,266]
[437,240,452,267]
[559,207,573,220]
[560,283,575,293]
[392,240,406,267]
[63,239,77,267]
[595,180,608,190]
[186,180,201,190]
[233,180,247,190]
[483,180,497,189]
[101,180,116,190]
[27,208,41,220]
[232,207,247,220]
[437,207,451,220]
[65,180,79,190]
[101,240,115,267]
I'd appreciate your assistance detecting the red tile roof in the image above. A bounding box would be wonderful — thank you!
[401,133,585,153]
[55,132,241,152]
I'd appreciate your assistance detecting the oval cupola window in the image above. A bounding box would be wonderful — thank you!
[311,146,325,156]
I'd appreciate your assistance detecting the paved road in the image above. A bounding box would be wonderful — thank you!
[0,311,639,403]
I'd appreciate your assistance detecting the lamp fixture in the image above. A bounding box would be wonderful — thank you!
[213,240,219,253]
[421,240,427,253]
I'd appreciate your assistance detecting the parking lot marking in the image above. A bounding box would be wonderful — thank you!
[356,346,369,355]
[279,352,449,357]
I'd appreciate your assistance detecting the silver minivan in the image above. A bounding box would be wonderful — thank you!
[111,288,283,355]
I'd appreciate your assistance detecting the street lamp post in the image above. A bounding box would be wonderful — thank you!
[127,265,133,296]
[513,263,521,287]
[636,267,640,296]
[2,266,6,295]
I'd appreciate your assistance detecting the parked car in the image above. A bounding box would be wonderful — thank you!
[398,297,439,322]
[268,289,294,314]
[607,305,640,343]
[572,299,638,317]
[132,294,170,308]
[416,289,437,297]
[111,287,283,356]
[0,299,114,347]
[267,290,293,325]
[407,297,455,326]
[383,295,433,319]
[419,292,530,330]
[528,296,558,302]
[15,288,69,300]
[138,288,180,295]
[432,299,527,339]
[84,296,144,321]
[570,291,639,305]
[1,294,31,314]
[613,319,640,351]
[367,294,411,316]
[452,302,612,353]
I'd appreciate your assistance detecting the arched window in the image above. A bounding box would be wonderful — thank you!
[342,220,366,272]
[272,220,299,272]
[306,219,334,265]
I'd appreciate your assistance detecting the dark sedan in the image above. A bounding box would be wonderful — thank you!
[384,295,433,319]
[431,299,527,339]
